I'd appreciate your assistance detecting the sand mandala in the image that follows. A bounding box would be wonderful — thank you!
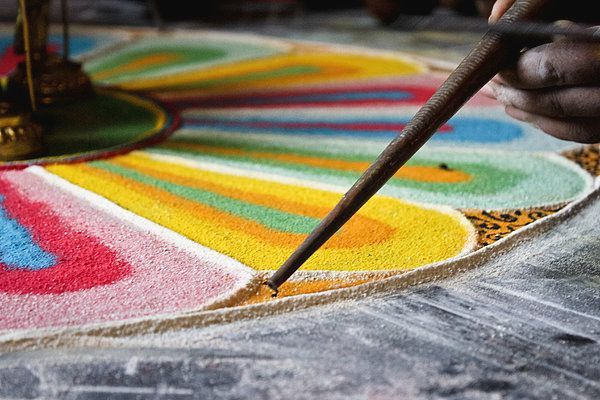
[0,26,597,344]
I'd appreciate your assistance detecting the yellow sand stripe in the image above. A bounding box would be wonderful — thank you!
[93,54,182,80]
[48,154,471,271]
[109,154,393,248]
[116,52,423,95]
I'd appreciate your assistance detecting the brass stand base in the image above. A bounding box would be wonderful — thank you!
[8,54,94,106]
[0,100,43,161]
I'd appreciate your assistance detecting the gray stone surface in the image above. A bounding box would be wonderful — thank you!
[1,193,598,399]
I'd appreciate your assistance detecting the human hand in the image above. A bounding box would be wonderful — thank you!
[482,1,600,143]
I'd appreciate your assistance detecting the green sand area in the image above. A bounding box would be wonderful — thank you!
[37,90,165,158]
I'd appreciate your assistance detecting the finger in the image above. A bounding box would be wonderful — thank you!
[505,106,600,143]
[490,82,600,118]
[497,38,600,89]
[488,0,515,22]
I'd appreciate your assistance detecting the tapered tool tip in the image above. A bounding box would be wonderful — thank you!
[265,279,279,298]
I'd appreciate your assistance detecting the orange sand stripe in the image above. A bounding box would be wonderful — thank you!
[163,142,472,183]
[48,156,472,272]
[75,163,308,247]
[238,277,372,305]
[110,154,395,248]
[93,54,182,80]
[120,52,424,95]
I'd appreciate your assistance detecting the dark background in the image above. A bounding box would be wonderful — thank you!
[0,0,486,27]
[1,1,365,26]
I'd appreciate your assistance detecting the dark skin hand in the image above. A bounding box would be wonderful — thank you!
[482,0,600,143]
[364,0,600,143]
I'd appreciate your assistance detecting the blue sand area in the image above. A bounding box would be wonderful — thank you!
[0,195,56,271]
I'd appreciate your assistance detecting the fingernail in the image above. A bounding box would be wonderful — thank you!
[480,83,496,98]
[491,74,510,85]
[554,20,575,28]
[489,2,501,23]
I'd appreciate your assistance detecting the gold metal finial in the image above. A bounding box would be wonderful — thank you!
[8,0,94,107]
[0,99,43,161]
[0,0,43,161]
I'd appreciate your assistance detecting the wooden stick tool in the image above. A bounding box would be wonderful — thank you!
[266,0,552,295]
